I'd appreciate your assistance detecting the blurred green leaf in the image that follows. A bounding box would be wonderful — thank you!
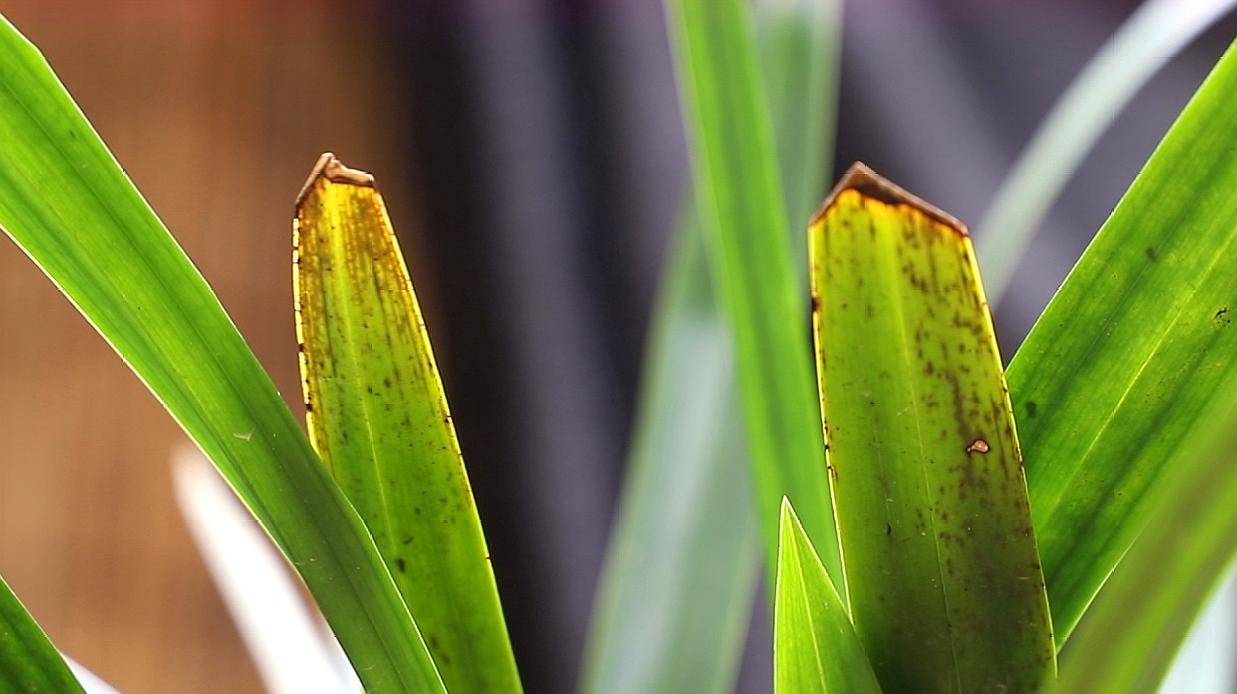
[1051,402,1237,694]
[811,165,1055,692]
[1008,37,1237,646]
[0,16,443,692]
[977,0,1237,301]
[774,499,881,694]
[581,223,757,694]
[666,0,842,588]
[0,576,82,693]
[582,1,840,691]
[295,154,522,694]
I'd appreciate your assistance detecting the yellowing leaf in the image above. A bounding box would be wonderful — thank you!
[294,154,522,694]
[810,164,1055,692]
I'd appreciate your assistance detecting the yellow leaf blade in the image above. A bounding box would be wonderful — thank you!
[294,154,523,694]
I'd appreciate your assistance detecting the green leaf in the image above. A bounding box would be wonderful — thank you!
[1051,400,1237,694]
[294,154,522,694]
[0,15,443,692]
[0,576,82,693]
[811,165,1055,692]
[582,1,841,690]
[1008,36,1237,646]
[758,0,843,245]
[976,0,1237,301]
[774,499,881,694]
[173,450,361,693]
[666,0,842,589]
[580,222,759,694]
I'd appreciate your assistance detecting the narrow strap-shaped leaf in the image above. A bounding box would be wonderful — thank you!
[774,499,881,694]
[0,575,83,693]
[758,0,843,268]
[811,164,1055,692]
[1051,401,1237,694]
[666,0,842,588]
[1008,36,1237,645]
[0,16,443,692]
[581,222,758,694]
[295,154,522,694]
[582,1,842,690]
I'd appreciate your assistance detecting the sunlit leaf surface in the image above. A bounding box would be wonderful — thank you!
[295,154,522,694]
[811,164,1055,692]
[774,500,881,694]
[1009,36,1237,645]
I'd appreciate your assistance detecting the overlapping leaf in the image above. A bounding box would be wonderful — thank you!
[1009,36,1237,645]
[774,500,881,694]
[582,1,841,690]
[666,0,841,587]
[1053,399,1237,694]
[0,15,443,692]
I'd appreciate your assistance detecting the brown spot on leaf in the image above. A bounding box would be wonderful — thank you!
[966,438,991,454]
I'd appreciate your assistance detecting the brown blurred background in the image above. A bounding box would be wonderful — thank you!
[0,1,1233,692]
[0,1,413,691]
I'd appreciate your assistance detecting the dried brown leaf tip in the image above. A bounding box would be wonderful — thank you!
[813,161,968,236]
[295,152,376,207]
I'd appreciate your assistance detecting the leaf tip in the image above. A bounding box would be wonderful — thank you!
[812,161,968,236]
[295,152,376,208]
[778,497,802,544]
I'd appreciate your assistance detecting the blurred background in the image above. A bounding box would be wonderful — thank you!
[0,1,1234,692]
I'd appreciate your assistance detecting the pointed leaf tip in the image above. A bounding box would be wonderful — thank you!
[812,162,967,236]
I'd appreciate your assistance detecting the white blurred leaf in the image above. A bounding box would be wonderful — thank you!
[171,447,358,694]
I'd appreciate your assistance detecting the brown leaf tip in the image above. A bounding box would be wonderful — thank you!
[295,152,376,207]
[812,161,968,236]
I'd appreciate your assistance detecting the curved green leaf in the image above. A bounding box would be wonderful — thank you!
[295,154,522,694]
[774,499,881,694]
[0,576,82,693]
[1008,36,1237,646]
[811,165,1055,692]
[0,15,443,692]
